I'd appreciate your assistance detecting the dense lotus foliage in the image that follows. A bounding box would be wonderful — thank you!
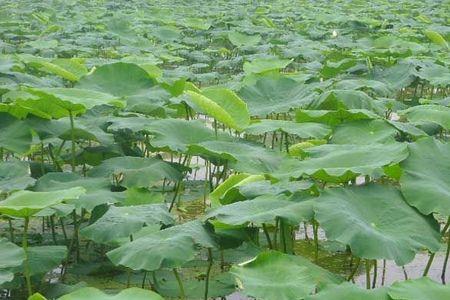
[0,0,450,299]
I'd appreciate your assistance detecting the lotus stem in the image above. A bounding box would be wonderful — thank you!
[402,266,408,280]
[313,220,319,262]
[372,260,377,288]
[365,260,371,289]
[262,223,273,249]
[441,228,450,284]
[204,248,213,300]
[141,271,147,289]
[284,132,289,153]
[347,257,361,282]
[423,216,450,276]
[8,218,14,242]
[50,216,57,245]
[69,110,76,172]
[381,259,386,286]
[173,268,186,300]
[22,217,33,297]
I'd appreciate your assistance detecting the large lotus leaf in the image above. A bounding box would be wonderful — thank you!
[58,287,163,300]
[27,245,67,276]
[185,88,250,131]
[400,138,450,215]
[0,113,31,153]
[387,120,428,138]
[239,77,317,116]
[333,79,393,97]
[81,204,174,244]
[76,62,156,97]
[231,251,342,300]
[243,57,292,74]
[20,55,86,82]
[124,86,170,116]
[147,118,223,152]
[87,157,182,188]
[106,116,155,133]
[331,119,398,144]
[205,194,314,226]
[417,63,450,87]
[314,184,441,265]
[0,187,85,217]
[388,277,450,300]
[424,30,449,49]
[210,173,265,206]
[295,109,379,126]
[107,220,216,271]
[0,238,25,269]
[399,105,450,130]
[274,142,408,182]
[309,90,385,115]
[245,120,331,139]
[0,270,14,285]
[228,32,261,47]
[34,173,122,212]
[19,87,124,118]
[305,282,390,300]
[0,160,35,193]
[188,140,285,173]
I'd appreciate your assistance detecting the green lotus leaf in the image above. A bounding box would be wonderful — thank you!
[0,187,85,218]
[399,105,450,130]
[314,184,441,265]
[245,120,331,139]
[0,160,35,193]
[228,32,261,47]
[231,251,342,300]
[81,204,174,244]
[27,245,67,276]
[0,113,31,154]
[87,157,182,188]
[274,142,408,182]
[185,88,250,131]
[188,140,285,173]
[148,119,222,152]
[333,79,393,97]
[331,119,398,144]
[34,173,122,212]
[388,277,450,300]
[58,287,164,300]
[107,220,216,271]
[400,138,450,215]
[0,238,25,269]
[210,173,265,206]
[76,62,157,97]
[417,63,450,87]
[305,282,390,300]
[387,120,428,138]
[28,293,47,300]
[295,109,379,126]
[0,270,14,285]
[424,29,449,48]
[23,87,125,117]
[205,194,314,226]
[20,55,87,82]
[309,90,385,115]
[243,57,292,74]
[239,77,317,116]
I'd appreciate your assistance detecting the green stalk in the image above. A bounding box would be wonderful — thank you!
[423,216,450,276]
[381,259,386,286]
[365,260,371,289]
[173,268,186,300]
[204,248,213,300]
[22,217,33,297]
[69,111,76,172]
[313,220,319,262]
[262,223,273,249]
[441,228,450,284]
[372,260,377,288]
[8,218,14,242]
[347,257,361,282]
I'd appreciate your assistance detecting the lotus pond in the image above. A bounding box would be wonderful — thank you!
[1,0,450,299]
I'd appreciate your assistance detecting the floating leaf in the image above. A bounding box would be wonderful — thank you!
[58,287,164,300]
[245,120,331,139]
[388,277,450,299]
